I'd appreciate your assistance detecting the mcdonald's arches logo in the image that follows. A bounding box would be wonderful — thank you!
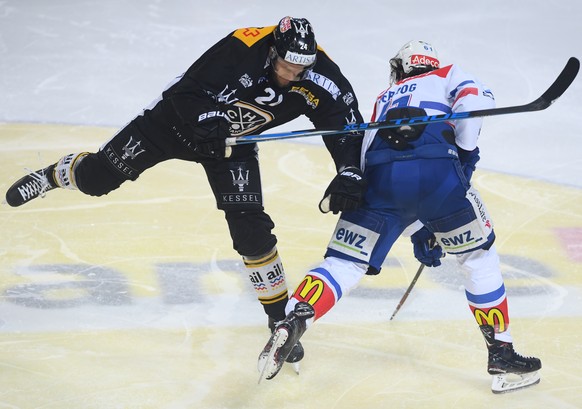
[473,308,507,332]
[296,275,324,303]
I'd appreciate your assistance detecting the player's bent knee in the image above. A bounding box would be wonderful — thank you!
[74,152,129,196]
[319,256,367,293]
[225,210,277,257]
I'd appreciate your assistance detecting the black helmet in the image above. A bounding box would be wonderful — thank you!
[272,16,317,68]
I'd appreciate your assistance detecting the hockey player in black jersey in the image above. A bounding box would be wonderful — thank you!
[5,17,366,369]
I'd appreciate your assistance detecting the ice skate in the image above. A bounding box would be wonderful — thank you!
[258,302,314,382]
[480,325,541,393]
[5,165,58,207]
[5,153,88,207]
[268,316,305,374]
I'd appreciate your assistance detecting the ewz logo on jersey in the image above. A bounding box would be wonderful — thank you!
[327,219,379,263]
[435,226,485,253]
[335,228,367,254]
[434,221,490,254]
[440,230,481,248]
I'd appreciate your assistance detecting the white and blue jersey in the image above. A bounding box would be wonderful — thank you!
[363,63,495,163]
[325,64,496,270]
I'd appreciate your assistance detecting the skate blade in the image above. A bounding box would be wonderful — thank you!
[491,372,541,394]
[257,328,289,384]
[292,361,300,375]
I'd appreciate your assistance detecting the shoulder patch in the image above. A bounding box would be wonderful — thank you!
[305,71,341,100]
[232,26,275,47]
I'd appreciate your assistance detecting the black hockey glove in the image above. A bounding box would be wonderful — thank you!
[411,227,443,267]
[319,166,367,214]
[191,110,231,159]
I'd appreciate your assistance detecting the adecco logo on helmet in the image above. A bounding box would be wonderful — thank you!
[410,54,439,68]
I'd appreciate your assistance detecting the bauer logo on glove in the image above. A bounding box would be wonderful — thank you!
[319,166,367,214]
[197,110,228,122]
[189,108,231,159]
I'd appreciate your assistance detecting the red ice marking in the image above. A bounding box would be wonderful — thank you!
[554,227,582,262]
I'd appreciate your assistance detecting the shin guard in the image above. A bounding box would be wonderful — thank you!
[244,247,289,321]
[460,246,512,342]
[290,257,366,321]
[53,152,89,190]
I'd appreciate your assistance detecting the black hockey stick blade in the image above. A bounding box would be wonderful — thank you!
[534,56,580,109]
[226,57,579,146]
[479,56,580,114]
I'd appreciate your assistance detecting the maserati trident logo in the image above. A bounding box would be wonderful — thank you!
[345,108,357,125]
[293,20,309,38]
[217,85,238,104]
[121,136,146,160]
[230,166,249,192]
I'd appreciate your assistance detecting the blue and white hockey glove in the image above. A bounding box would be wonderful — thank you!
[411,227,443,267]
[319,166,367,214]
[458,147,480,183]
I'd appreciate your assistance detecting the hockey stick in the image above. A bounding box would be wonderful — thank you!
[389,262,426,321]
[390,237,442,320]
[226,57,579,146]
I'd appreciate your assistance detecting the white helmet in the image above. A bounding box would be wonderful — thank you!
[389,40,440,84]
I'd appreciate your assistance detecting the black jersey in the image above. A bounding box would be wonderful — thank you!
[161,25,363,169]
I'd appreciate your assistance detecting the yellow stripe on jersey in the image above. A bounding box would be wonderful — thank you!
[232,26,275,47]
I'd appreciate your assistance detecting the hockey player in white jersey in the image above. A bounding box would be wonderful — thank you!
[258,40,541,393]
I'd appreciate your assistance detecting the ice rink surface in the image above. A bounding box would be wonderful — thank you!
[1,1,582,408]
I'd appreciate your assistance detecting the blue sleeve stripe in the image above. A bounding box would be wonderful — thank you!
[311,267,343,300]
[449,80,476,98]
[465,283,506,304]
